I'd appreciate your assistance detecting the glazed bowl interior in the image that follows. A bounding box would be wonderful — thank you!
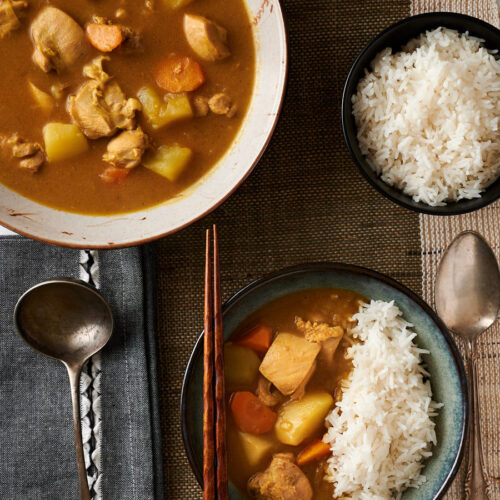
[181,263,467,500]
[0,0,287,248]
[342,12,500,215]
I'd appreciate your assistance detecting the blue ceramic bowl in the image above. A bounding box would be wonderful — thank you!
[181,263,467,499]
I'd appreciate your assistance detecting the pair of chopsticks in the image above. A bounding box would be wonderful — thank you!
[203,225,228,500]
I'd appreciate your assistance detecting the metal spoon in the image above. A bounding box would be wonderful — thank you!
[435,231,500,499]
[14,279,114,500]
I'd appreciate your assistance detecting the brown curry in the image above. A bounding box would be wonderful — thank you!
[224,288,367,500]
[0,0,255,214]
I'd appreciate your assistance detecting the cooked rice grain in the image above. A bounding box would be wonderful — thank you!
[324,300,441,499]
[353,28,500,206]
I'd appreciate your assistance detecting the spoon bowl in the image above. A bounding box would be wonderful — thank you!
[14,278,114,500]
[436,232,500,339]
[15,279,113,366]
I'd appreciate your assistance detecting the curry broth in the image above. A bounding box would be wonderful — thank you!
[0,0,255,214]
[226,288,367,499]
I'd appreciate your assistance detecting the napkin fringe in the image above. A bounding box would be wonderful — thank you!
[80,250,103,500]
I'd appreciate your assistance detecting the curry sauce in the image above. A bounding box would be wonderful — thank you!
[0,0,255,214]
[225,288,367,499]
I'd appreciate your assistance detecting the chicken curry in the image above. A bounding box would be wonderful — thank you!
[225,288,367,499]
[0,0,255,214]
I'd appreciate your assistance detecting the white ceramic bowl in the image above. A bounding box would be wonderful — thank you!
[0,0,287,248]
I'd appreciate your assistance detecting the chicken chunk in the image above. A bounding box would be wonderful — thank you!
[103,128,148,169]
[259,333,320,396]
[11,140,39,158]
[295,317,344,368]
[68,80,115,139]
[31,7,88,73]
[194,93,237,118]
[6,134,45,172]
[68,80,140,138]
[82,55,111,83]
[183,14,230,62]
[248,453,313,500]
[19,150,45,171]
[0,0,27,38]
[103,80,141,130]
[68,57,141,139]
[208,93,231,114]
[295,317,343,342]
[208,93,237,117]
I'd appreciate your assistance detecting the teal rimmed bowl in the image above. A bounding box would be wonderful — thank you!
[181,263,467,499]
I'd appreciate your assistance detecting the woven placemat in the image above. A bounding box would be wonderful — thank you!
[156,0,419,497]
[156,0,499,498]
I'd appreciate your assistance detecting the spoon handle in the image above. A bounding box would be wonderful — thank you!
[464,340,490,500]
[67,364,92,500]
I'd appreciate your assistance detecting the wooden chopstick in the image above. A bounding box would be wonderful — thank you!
[213,225,228,500]
[203,225,228,500]
[203,229,215,500]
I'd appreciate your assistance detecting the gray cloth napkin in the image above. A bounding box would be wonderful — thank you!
[0,236,164,500]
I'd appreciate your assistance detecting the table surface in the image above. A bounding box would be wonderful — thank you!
[1,1,499,499]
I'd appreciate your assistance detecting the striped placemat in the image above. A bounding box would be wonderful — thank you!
[411,1,500,498]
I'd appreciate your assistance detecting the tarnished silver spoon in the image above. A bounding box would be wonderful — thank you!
[435,231,500,499]
[14,279,114,500]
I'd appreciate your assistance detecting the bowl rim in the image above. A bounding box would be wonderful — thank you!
[341,11,500,216]
[180,261,468,499]
[0,0,289,249]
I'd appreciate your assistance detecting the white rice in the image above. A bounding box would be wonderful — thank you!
[324,300,441,499]
[352,28,500,206]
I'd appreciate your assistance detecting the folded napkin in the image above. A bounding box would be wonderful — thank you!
[0,236,164,500]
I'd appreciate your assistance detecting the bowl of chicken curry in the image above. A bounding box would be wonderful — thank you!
[0,0,287,247]
[181,263,467,499]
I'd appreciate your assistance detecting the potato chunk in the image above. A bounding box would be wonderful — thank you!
[43,123,88,162]
[143,144,192,181]
[224,343,260,389]
[275,391,333,446]
[236,431,275,468]
[137,87,193,130]
[259,333,320,396]
[165,93,193,122]
[29,82,55,114]
[183,14,230,62]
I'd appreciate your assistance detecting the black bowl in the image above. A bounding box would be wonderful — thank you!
[342,12,500,215]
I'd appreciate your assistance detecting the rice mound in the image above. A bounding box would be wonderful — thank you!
[352,28,500,206]
[324,300,441,499]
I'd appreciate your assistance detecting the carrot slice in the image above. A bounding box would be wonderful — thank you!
[155,55,205,93]
[235,324,273,354]
[100,166,129,183]
[296,439,331,466]
[230,391,277,435]
[86,23,124,52]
